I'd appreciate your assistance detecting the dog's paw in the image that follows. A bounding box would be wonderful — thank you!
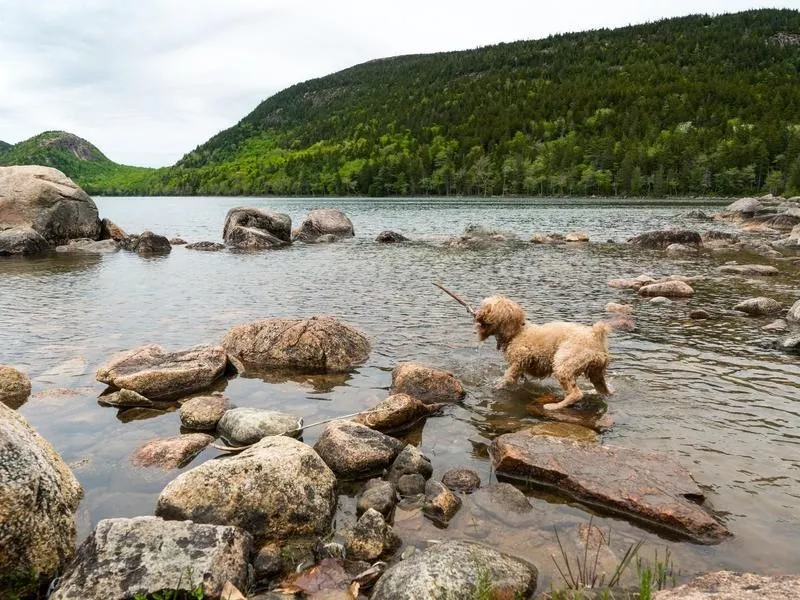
[542,402,565,411]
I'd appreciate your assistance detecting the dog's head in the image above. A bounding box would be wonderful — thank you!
[474,295,526,344]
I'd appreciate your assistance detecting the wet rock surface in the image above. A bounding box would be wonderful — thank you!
[733,297,782,316]
[385,444,433,485]
[376,230,409,243]
[445,224,518,249]
[357,478,397,518]
[653,570,800,600]
[390,362,466,405]
[216,407,302,446]
[344,508,399,561]
[223,207,291,249]
[371,539,538,600]
[55,238,119,253]
[717,264,779,276]
[491,432,731,543]
[50,517,252,600]
[628,229,702,249]
[638,280,694,298]
[179,394,229,430]
[222,316,370,373]
[0,365,31,408]
[441,467,481,493]
[0,225,52,255]
[313,420,404,478]
[186,240,225,251]
[0,402,83,584]
[397,473,427,496]
[353,393,441,432]
[294,208,354,242]
[96,343,228,401]
[156,436,337,543]
[423,479,462,524]
[123,230,172,255]
[130,433,214,469]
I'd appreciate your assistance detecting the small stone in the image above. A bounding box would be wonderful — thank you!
[345,508,399,561]
[441,468,481,493]
[423,480,462,524]
[185,241,225,251]
[787,299,800,322]
[168,237,187,245]
[357,479,397,518]
[179,395,229,430]
[565,231,589,242]
[253,543,283,583]
[376,230,408,243]
[390,363,465,405]
[689,309,711,320]
[0,365,32,408]
[130,434,214,469]
[717,264,779,276]
[397,473,427,497]
[638,281,694,298]
[649,296,672,305]
[216,407,302,446]
[763,319,788,332]
[313,420,404,478]
[386,445,433,484]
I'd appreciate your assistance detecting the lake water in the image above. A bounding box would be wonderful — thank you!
[2,196,799,588]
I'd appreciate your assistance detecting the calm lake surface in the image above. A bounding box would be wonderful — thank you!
[2,196,799,587]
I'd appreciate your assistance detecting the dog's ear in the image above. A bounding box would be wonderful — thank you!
[475,303,490,322]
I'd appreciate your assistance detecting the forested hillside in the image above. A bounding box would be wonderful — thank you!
[6,9,800,197]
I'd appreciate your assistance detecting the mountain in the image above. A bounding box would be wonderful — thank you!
[0,140,11,153]
[0,131,155,195]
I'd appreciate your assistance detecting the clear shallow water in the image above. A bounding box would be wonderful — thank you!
[2,197,799,588]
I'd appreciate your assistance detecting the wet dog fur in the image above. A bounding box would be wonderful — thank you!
[474,295,613,410]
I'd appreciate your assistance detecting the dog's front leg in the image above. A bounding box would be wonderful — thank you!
[495,365,522,389]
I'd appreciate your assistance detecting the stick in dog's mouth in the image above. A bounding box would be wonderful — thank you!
[433,282,477,317]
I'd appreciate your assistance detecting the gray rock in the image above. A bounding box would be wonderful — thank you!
[222,316,370,373]
[649,296,673,305]
[55,238,119,253]
[168,237,187,245]
[0,365,31,409]
[733,297,782,316]
[628,229,701,250]
[133,230,172,255]
[763,319,788,332]
[371,540,538,600]
[345,508,399,561]
[130,433,214,469]
[779,334,800,352]
[353,393,440,433]
[787,299,800,322]
[156,436,336,543]
[216,407,302,446]
[98,388,156,408]
[49,517,251,600]
[446,224,517,249]
[357,478,397,518]
[186,241,225,251]
[665,243,698,255]
[492,431,730,543]
[294,208,354,242]
[638,281,694,298]
[717,264,779,276]
[689,309,711,320]
[386,445,433,485]
[441,468,481,493]
[473,483,533,515]
[179,394,230,430]
[376,230,408,243]
[96,343,227,401]
[653,570,800,600]
[223,207,291,250]
[423,480,462,524]
[390,362,465,405]
[0,165,101,246]
[0,225,51,255]
[397,473,427,496]
[684,209,712,220]
[723,197,763,215]
[313,420,403,478]
[253,543,283,583]
[0,402,82,585]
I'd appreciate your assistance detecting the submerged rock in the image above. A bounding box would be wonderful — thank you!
[371,540,538,600]
[733,297,782,316]
[638,280,694,298]
[628,229,702,250]
[186,241,225,251]
[294,208,354,242]
[130,433,214,469]
[376,230,409,243]
[98,388,159,408]
[49,517,252,600]
[390,362,465,405]
[385,444,433,485]
[565,231,590,242]
[96,344,227,401]
[441,468,481,493]
[0,402,83,586]
[222,316,370,373]
[717,264,779,276]
[156,436,337,543]
[216,407,302,446]
[223,207,291,249]
[491,432,730,543]
[55,238,119,253]
[313,420,403,478]
[0,365,31,408]
[653,570,800,600]
[446,224,517,249]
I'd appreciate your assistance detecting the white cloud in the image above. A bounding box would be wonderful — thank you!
[0,0,796,166]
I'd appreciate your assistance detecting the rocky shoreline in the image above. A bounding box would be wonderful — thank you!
[2,166,800,599]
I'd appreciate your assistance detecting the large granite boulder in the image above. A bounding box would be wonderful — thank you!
[216,407,303,446]
[0,402,83,591]
[371,540,538,600]
[50,517,252,600]
[222,316,370,373]
[0,166,101,249]
[390,362,465,405]
[156,436,337,543]
[0,365,31,408]
[491,432,730,543]
[293,208,354,242]
[628,229,702,250]
[653,571,800,600]
[223,207,291,250]
[96,344,228,401]
[313,420,404,478]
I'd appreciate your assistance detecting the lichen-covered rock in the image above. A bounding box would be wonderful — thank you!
[294,208,354,242]
[357,479,397,518]
[733,297,782,316]
[179,394,229,430]
[0,165,101,246]
[353,393,440,433]
[313,420,403,478]
[423,480,462,524]
[390,362,465,405]
[216,407,302,446]
[370,540,538,600]
[628,229,702,250]
[49,517,251,600]
[441,468,481,493]
[344,508,400,561]
[223,207,291,250]
[156,436,336,543]
[653,571,800,600]
[0,402,82,588]
[130,433,214,469]
[638,280,694,298]
[96,343,227,401]
[222,316,370,373]
[0,365,31,408]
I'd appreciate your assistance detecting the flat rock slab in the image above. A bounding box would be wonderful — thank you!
[653,571,800,600]
[216,407,302,446]
[96,343,227,400]
[717,264,779,276]
[130,433,214,469]
[491,432,730,543]
[313,420,404,478]
[50,517,252,600]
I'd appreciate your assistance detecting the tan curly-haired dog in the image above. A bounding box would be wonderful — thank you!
[474,295,613,410]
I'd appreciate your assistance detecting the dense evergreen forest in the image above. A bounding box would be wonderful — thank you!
[3,9,800,197]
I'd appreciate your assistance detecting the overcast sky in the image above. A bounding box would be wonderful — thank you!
[1,1,797,167]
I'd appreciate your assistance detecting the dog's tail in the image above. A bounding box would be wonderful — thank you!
[592,321,613,346]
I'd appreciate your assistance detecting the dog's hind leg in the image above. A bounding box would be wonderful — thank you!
[545,374,583,410]
[587,365,614,395]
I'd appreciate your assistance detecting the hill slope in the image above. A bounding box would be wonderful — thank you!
[0,131,155,195]
[0,141,11,153]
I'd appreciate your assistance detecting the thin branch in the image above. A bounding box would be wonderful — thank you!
[433,282,477,317]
